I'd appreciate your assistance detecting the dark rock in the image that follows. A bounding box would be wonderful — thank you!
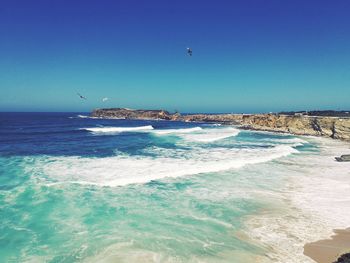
[311,118,322,133]
[335,155,350,162]
[280,110,350,118]
[334,253,350,263]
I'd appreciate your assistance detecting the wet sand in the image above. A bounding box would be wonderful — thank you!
[304,228,350,263]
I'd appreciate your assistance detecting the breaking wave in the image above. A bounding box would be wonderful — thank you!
[68,115,91,119]
[80,125,240,143]
[262,137,309,146]
[81,125,154,133]
[152,127,203,134]
[77,115,89,119]
[181,127,240,142]
[152,127,240,142]
[27,144,298,187]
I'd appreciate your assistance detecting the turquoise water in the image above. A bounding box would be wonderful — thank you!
[0,113,315,262]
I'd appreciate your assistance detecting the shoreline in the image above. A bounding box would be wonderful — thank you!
[304,228,350,263]
[244,137,350,263]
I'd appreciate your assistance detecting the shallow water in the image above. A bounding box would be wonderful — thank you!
[0,112,347,262]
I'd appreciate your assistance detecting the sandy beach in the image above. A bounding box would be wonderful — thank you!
[304,228,350,263]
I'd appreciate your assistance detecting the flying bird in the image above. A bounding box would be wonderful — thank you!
[102,97,109,102]
[77,93,87,100]
[186,47,192,56]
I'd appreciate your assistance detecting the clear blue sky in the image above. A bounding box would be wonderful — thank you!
[1,0,349,113]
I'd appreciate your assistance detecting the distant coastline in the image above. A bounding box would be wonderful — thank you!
[91,108,350,141]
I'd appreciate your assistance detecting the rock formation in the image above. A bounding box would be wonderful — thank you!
[92,108,172,120]
[91,108,350,141]
[335,155,350,162]
[334,253,350,263]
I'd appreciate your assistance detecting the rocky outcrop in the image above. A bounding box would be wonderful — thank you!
[334,119,350,141]
[280,110,350,117]
[179,113,350,141]
[335,155,350,162]
[91,108,350,141]
[92,108,172,120]
[179,114,242,124]
[236,114,350,141]
[334,253,350,263]
[237,115,335,136]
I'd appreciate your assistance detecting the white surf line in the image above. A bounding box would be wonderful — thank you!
[81,125,154,133]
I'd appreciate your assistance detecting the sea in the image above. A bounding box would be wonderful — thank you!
[0,112,349,263]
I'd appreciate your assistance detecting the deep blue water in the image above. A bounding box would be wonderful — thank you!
[0,112,212,157]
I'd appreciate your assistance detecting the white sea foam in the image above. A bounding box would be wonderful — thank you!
[69,115,90,119]
[181,127,240,142]
[77,115,89,119]
[152,127,203,134]
[28,144,298,187]
[81,125,240,142]
[244,138,350,263]
[153,126,240,142]
[81,125,154,133]
[261,137,309,147]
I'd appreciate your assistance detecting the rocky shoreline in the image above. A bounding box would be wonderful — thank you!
[91,108,350,142]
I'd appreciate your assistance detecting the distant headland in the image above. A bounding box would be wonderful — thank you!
[91,108,350,142]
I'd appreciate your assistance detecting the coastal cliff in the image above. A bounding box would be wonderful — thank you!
[91,108,350,141]
[233,114,350,141]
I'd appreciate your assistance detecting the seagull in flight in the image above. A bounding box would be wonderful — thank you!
[102,97,109,102]
[77,93,87,100]
[186,47,192,56]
